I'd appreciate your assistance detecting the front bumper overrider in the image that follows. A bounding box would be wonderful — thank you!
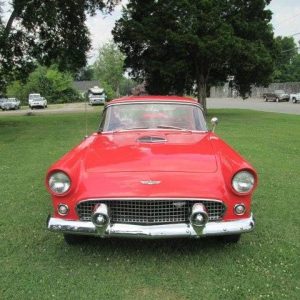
[47,214,255,239]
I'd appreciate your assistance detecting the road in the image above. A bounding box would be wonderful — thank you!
[0,103,102,116]
[1,98,300,116]
[207,97,300,115]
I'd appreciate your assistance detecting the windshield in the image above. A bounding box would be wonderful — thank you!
[91,92,104,96]
[100,102,207,132]
[30,95,41,99]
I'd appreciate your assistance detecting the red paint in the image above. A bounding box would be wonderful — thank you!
[46,96,257,222]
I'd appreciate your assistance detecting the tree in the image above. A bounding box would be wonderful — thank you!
[273,37,300,82]
[120,77,138,96]
[0,0,119,92]
[93,41,125,96]
[113,0,276,112]
[286,54,300,82]
[75,66,95,81]
[6,65,80,103]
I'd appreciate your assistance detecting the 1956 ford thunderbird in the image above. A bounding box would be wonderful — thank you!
[46,96,257,244]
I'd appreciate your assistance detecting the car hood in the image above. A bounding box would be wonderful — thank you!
[84,132,217,173]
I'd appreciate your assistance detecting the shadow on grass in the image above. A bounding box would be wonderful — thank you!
[57,235,242,257]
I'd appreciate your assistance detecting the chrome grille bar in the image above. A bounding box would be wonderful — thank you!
[77,199,226,224]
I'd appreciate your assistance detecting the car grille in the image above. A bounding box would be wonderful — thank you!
[76,199,226,224]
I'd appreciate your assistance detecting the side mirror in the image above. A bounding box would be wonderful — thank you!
[211,117,219,132]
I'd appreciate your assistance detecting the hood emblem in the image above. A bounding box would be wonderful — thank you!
[140,180,161,185]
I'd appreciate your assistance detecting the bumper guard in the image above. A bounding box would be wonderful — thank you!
[47,214,255,239]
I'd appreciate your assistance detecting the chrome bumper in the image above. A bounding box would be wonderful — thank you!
[47,214,255,239]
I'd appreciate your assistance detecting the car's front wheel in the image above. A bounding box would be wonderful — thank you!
[63,233,88,245]
[220,234,241,243]
[292,98,297,104]
[276,97,279,103]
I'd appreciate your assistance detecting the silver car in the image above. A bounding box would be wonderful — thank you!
[1,98,21,111]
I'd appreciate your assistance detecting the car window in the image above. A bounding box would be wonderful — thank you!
[101,103,207,132]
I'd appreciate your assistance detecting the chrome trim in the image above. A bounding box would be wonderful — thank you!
[76,198,227,224]
[57,204,69,216]
[77,197,225,204]
[140,180,161,185]
[106,100,203,110]
[102,101,208,133]
[104,128,207,134]
[137,136,167,143]
[234,204,246,216]
[91,203,110,235]
[47,214,255,239]
[190,203,209,234]
[211,117,219,132]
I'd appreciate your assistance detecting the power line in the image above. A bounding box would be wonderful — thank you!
[281,47,300,53]
[273,11,300,26]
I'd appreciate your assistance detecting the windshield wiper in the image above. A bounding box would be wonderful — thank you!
[112,127,150,133]
[125,127,150,130]
[156,125,190,131]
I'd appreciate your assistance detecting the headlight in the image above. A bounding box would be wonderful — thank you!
[48,172,71,194]
[232,171,255,194]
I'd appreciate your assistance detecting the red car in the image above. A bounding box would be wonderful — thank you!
[46,96,257,244]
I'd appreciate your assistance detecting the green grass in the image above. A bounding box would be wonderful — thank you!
[0,110,299,299]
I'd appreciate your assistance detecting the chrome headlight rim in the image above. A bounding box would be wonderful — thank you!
[48,171,71,196]
[232,170,255,195]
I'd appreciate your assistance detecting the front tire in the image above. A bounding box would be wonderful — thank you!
[264,97,268,102]
[63,233,88,245]
[276,97,279,103]
[220,234,241,243]
[292,98,297,104]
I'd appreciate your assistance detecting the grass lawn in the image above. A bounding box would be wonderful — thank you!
[0,109,299,299]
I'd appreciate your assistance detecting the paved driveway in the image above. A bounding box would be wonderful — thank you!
[207,97,300,115]
[0,103,101,116]
[1,98,300,116]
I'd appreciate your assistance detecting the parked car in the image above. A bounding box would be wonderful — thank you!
[263,90,290,102]
[0,98,6,108]
[1,98,20,110]
[87,86,106,105]
[28,93,47,109]
[289,93,300,104]
[46,96,257,244]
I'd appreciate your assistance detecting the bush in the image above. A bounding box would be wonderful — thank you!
[6,65,81,104]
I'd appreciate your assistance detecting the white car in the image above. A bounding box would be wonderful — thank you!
[87,86,106,105]
[28,93,47,109]
[290,93,300,104]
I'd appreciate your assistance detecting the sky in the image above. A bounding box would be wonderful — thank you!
[268,0,300,37]
[2,1,300,62]
[86,0,300,61]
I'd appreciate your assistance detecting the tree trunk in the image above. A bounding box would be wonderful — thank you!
[197,74,207,115]
[4,10,17,38]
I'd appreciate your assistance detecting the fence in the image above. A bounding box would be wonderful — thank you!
[210,82,300,98]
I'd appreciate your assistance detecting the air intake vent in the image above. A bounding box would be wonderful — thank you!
[137,136,167,143]
[77,199,226,224]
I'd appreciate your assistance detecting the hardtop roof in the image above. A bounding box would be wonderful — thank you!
[109,95,198,105]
